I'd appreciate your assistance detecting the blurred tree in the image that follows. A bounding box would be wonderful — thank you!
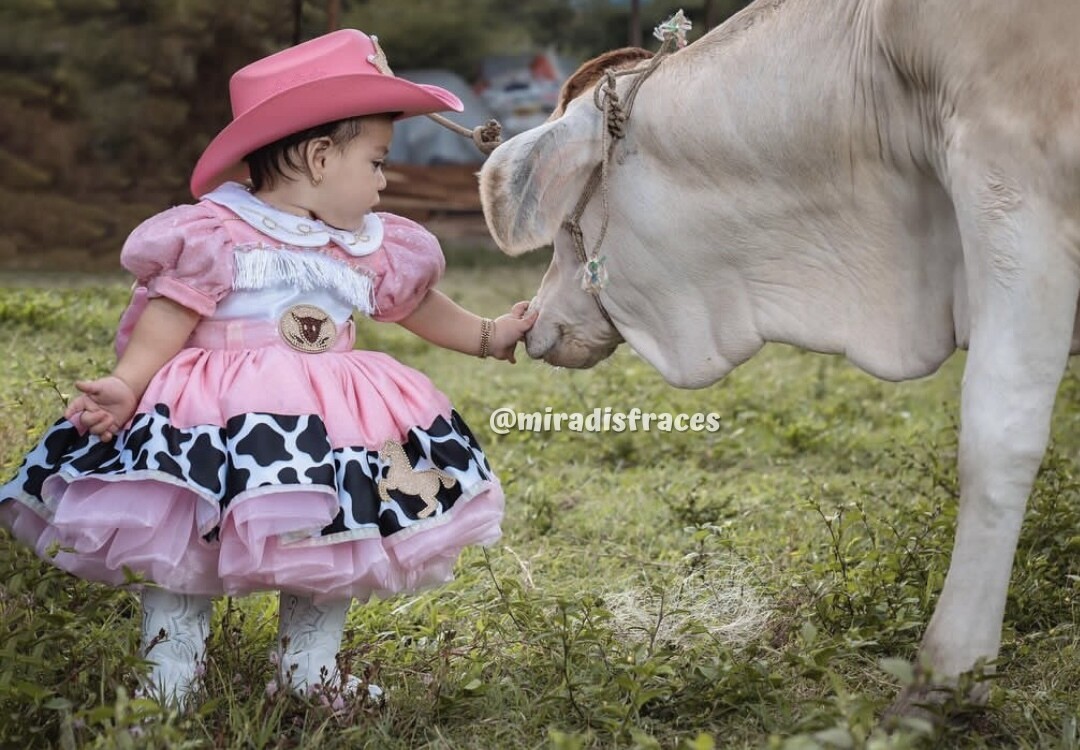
[487,0,576,51]
[0,0,753,271]
[630,0,642,47]
[0,0,309,268]
[327,0,341,32]
[343,0,531,77]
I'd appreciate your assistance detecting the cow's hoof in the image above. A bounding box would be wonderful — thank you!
[882,684,954,728]
[882,681,988,731]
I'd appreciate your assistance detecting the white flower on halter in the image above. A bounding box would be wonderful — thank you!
[654,10,693,48]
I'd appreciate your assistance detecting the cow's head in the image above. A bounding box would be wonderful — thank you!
[479,49,653,370]
[481,46,767,387]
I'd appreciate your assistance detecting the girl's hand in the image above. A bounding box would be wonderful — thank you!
[64,376,138,442]
[489,301,538,364]
[62,297,200,441]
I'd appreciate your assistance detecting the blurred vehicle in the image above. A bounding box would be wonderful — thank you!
[390,69,497,165]
[474,51,577,138]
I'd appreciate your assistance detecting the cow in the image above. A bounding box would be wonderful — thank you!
[478,0,1080,717]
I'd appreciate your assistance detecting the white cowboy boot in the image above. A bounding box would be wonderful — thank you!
[275,593,383,703]
[139,587,213,707]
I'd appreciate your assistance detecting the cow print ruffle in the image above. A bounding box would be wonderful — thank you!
[2,404,494,541]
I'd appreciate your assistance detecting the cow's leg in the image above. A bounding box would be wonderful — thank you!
[894,166,1079,717]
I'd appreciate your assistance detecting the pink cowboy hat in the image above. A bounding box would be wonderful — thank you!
[189,29,463,198]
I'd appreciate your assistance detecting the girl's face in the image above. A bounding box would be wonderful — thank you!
[314,116,393,231]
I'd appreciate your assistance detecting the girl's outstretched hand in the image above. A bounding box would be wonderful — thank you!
[64,376,138,442]
[490,300,538,364]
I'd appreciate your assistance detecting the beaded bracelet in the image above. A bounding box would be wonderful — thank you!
[479,318,494,358]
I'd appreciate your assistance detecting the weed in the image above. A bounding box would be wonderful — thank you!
[1,271,1078,748]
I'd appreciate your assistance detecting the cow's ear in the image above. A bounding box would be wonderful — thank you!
[479,101,602,255]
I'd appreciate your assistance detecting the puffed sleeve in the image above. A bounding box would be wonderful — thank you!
[120,202,233,318]
[370,213,446,322]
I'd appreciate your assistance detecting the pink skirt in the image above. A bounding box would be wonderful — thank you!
[0,318,503,601]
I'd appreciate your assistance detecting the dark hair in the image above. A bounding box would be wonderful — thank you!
[243,116,368,191]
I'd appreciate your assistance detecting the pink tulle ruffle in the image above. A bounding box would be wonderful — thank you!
[0,473,502,601]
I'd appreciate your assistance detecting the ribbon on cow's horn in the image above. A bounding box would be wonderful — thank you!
[654,9,692,48]
[566,10,691,301]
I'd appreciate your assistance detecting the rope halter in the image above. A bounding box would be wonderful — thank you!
[426,112,504,154]
[563,9,691,332]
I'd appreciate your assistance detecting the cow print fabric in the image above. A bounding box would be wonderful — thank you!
[2,404,494,541]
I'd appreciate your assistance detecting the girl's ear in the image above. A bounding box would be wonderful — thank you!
[305,137,333,181]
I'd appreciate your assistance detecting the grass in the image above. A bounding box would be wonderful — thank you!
[1,259,1079,749]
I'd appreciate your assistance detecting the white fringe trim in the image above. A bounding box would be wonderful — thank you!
[233,247,376,315]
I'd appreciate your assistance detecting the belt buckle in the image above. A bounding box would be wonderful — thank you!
[279,304,337,353]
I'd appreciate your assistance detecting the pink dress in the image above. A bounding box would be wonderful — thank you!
[0,183,504,601]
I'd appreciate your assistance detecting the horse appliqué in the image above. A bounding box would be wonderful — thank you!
[376,439,456,518]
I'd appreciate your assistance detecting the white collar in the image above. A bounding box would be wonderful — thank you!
[203,182,384,257]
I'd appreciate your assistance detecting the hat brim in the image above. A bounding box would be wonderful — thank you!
[190,74,463,198]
